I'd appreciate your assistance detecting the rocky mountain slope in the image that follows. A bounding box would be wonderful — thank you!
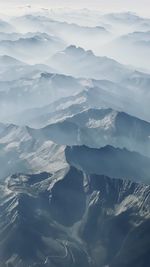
[0,166,150,267]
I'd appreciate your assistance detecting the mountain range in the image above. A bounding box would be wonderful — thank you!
[0,8,150,267]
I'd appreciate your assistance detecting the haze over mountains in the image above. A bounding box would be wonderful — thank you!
[0,4,150,267]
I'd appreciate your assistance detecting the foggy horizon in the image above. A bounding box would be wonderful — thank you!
[0,0,150,17]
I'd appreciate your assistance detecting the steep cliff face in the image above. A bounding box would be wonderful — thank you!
[0,167,150,267]
[65,145,150,183]
[79,174,150,267]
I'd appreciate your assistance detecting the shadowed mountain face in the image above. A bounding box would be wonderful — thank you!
[65,145,150,183]
[0,167,150,267]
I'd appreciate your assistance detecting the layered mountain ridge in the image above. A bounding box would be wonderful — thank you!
[0,8,150,267]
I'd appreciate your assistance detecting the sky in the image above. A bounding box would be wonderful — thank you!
[0,0,150,17]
